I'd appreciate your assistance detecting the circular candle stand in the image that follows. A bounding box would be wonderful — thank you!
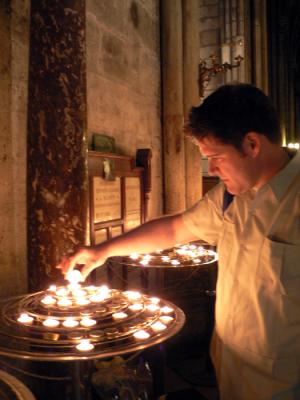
[113,242,218,269]
[0,285,185,400]
[106,242,219,394]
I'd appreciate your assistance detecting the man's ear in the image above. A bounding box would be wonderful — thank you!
[243,132,261,157]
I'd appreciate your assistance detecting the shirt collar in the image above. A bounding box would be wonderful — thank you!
[265,150,300,201]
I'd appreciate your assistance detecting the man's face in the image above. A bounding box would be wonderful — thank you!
[197,134,258,195]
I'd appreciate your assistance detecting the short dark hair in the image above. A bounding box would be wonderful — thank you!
[185,83,281,150]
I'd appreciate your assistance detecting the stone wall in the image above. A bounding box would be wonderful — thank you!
[0,0,30,298]
[86,0,162,220]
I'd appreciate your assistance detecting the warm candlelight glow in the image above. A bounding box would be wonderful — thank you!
[67,283,81,292]
[17,313,33,324]
[171,260,180,266]
[161,306,173,314]
[56,288,69,297]
[86,286,97,293]
[133,330,150,340]
[150,297,160,304]
[130,253,139,260]
[76,339,94,351]
[72,289,87,298]
[159,315,174,324]
[161,256,170,262]
[124,291,142,301]
[128,303,143,311]
[90,294,106,303]
[57,298,72,307]
[41,295,56,306]
[97,285,110,298]
[140,260,149,266]
[43,318,60,328]
[48,285,56,292]
[62,318,79,328]
[80,318,96,327]
[66,269,83,284]
[151,321,167,332]
[146,304,159,312]
[112,312,128,320]
[75,298,90,306]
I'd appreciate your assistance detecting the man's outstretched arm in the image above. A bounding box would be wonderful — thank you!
[59,213,198,280]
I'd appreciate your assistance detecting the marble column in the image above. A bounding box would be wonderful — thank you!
[27,0,88,291]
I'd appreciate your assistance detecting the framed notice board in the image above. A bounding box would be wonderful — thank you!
[88,149,151,247]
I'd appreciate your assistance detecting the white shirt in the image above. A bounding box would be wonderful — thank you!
[182,151,300,399]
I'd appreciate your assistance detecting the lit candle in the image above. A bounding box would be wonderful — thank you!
[159,315,174,324]
[171,260,180,266]
[66,269,83,284]
[57,298,72,307]
[80,318,96,327]
[130,253,139,260]
[17,313,33,325]
[124,291,141,301]
[72,289,87,298]
[90,294,106,303]
[41,295,56,306]
[146,304,159,312]
[112,312,128,320]
[151,321,167,332]
[56,288,69,297]
[43,318,60,328]
[67,283,81,292]
[75,297,90,306]
[97,285,110,298]
[176,249,186,255]
[133,330,150,340]
[76,339,94,352]
[161,306,173,314]
[150,297,160,304]
[85,286,97,293]
[128,303,143,311]
[62,318,79,328]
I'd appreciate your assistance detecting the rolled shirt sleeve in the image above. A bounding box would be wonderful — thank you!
[182,182,224,246]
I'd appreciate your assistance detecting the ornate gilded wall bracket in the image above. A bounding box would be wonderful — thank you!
[198,54,243,98]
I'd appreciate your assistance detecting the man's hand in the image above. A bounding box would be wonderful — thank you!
[58,246,107,281]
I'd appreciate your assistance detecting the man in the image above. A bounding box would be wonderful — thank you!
[60,84,300,399]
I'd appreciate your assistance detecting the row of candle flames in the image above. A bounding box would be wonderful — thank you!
[128,244,216,266]
[16,283,175,353]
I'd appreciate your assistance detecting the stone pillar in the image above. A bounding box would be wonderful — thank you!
[27,0,88,291]
[161,0,186,214]
[182,0,202,207]
[0,1,30,298]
